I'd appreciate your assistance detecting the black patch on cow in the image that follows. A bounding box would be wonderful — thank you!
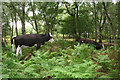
[11,34,53,50]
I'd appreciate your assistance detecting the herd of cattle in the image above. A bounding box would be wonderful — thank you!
[2,33,105,56]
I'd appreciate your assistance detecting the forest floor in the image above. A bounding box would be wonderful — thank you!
[1,38,120,78]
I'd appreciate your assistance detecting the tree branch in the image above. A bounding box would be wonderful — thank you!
[65,4,74,16]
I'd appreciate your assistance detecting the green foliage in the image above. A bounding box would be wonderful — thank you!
[49,60,102,78]
[61,2,93,37]
[2,40,119,78]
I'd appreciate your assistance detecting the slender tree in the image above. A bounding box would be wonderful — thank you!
[10,2,26,35]
[29,2,38,34]
[118,2,120,39]
[102,2,117,48]
[14,11,18,36]
[22,2,26,35]
[93,2,97,42]
[65,3,77,39]
[10,14,14,41]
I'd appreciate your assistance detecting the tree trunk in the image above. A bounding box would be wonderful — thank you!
[15,12,18,36]
[0,18,2,54]
[63,33,64,38]
[11,16,14,37]
[22,2,26,35]
[11,15,14,44]
[99,26,102,43]
[75,2,81,39]
[73,15,77,39]
[10,2,26,35]
[33,10,38,34]
[99,15,106,43]
[93,2,97,42]
[43,12,50,34]
[51,24,54,35]
[51,3,59,35]
[103,2,117,49]
[118,2,120,39]
[30,2,38,34]
[98,14,103,43]
[34,13,38,34]
[65,4,77,39]
[108,30,111,43]
[88,33,89,38]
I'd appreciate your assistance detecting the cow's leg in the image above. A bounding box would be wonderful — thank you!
[40,42,44,47]
[19,47,22,56]
[16,45,20,56]
[12,44,15,52]
[36,44,41,50]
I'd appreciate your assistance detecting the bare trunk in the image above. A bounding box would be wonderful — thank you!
[30,2,38,34]
[103,2,117,49]
[65,4,77,39]
[11,17,14,37]
[22,2,26,35]
[98,14,103,43]
[88,33,89,38]
[15,12,18,36]
[0,18,2,54]
[51,25,54,35]
[99,26,102,43]
[118,2,120,39]
[11,15,14,44]
[99,15,106,43]
[73,15,77,39]
[10,2,26,35]
[34,15,38,34]
[108,31,112,43]
[33,9,38,34]
[51,3,59,35]
[75,2,81,39]
[93,2,97,42]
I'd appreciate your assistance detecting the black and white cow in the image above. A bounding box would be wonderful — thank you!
[11,33,54,56]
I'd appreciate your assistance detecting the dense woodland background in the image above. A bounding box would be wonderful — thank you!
[1,2,120,45]
[1,1,120,78]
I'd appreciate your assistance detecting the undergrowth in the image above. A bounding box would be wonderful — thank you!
[2,39,120,78]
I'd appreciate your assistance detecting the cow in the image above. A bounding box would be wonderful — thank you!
[78,38,102,50]
[11,33,54,56]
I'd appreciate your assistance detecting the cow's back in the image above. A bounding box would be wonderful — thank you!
[15,34,39,46]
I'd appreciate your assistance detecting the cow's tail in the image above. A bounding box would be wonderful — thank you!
[11,37,16,52]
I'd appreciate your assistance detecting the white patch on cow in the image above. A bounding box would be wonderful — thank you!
[21,45,29,48]
[34,44,37,46]
[82,40,84,42]
[16,45,20,56]
[12,44,15,52]
[19,47,22,56]
[49,38,54,43]
[77,43,80,46]
[102,44,105,49]
[49,33,52,37]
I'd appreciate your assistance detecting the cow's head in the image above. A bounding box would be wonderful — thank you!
[48,33,54,43]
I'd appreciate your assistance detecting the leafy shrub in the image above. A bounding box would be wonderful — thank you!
[48,60,102,78]
[2,39,119,78]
